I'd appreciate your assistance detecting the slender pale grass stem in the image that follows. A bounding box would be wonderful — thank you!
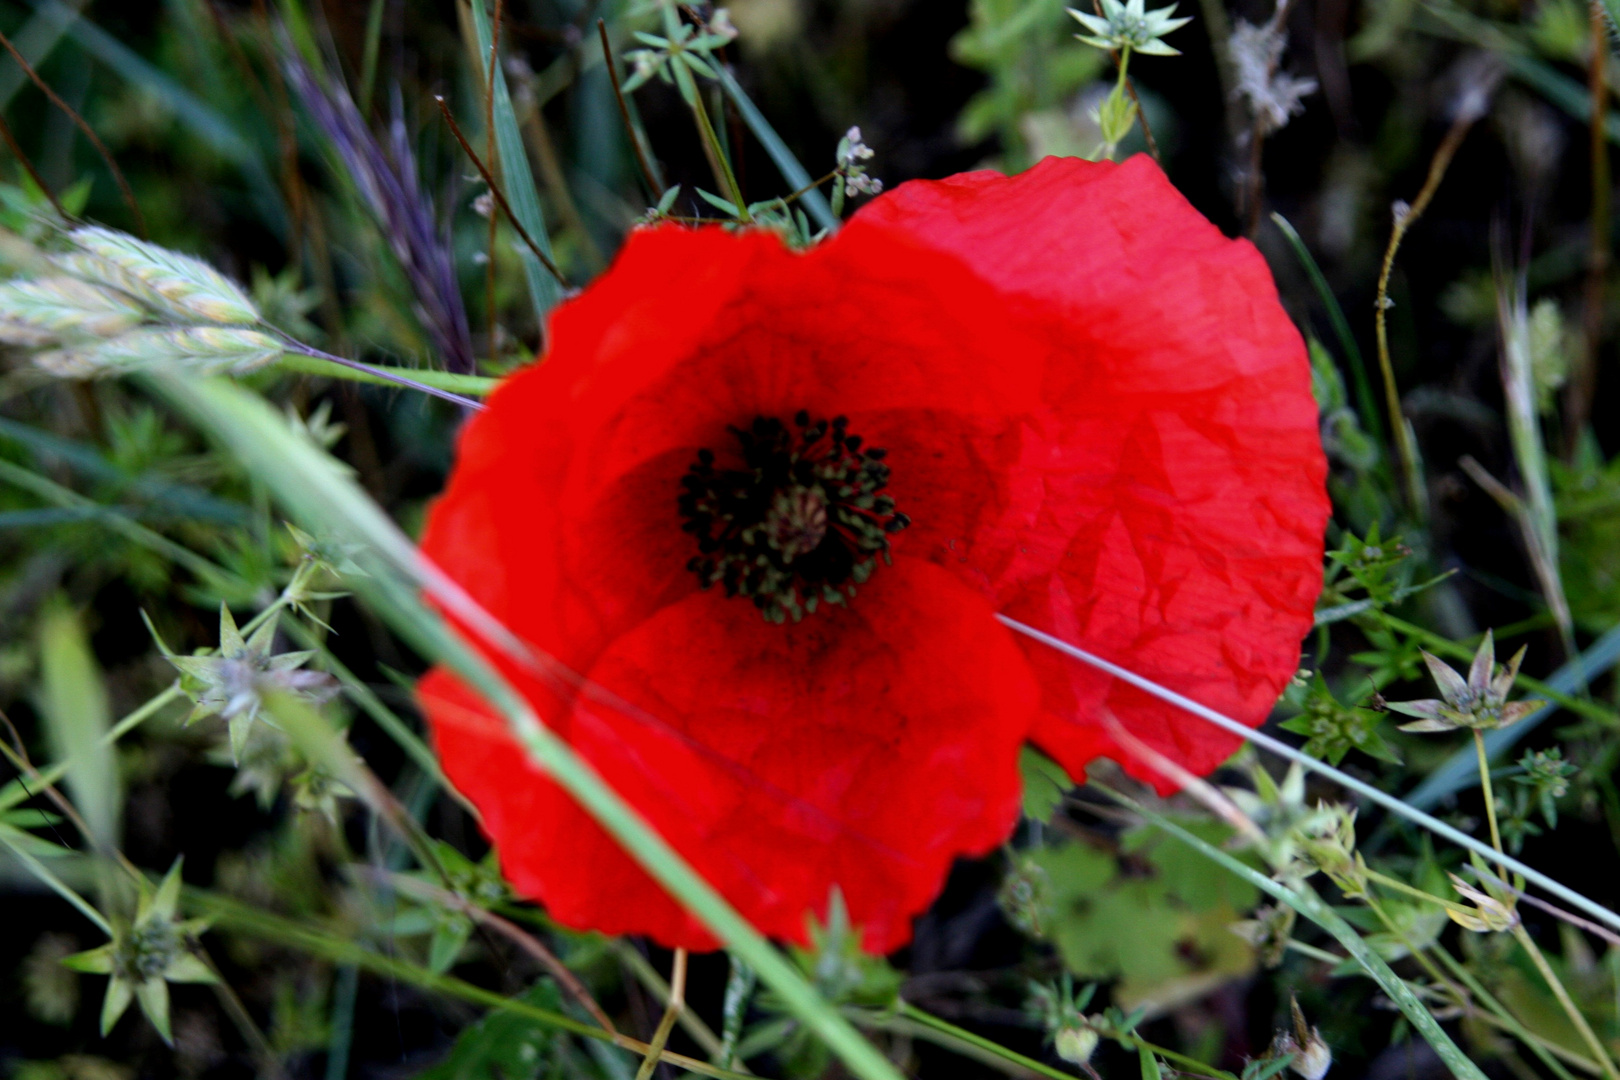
[1285,938,1346,964]
[1475,731,1505,855]
[1364,866,1476,919]
[634,948,687,1080]
[1468,721,1618,1080]
[1513,925,1620,1080]
[1433,945,1593,1080]
[1374,112,1475,513]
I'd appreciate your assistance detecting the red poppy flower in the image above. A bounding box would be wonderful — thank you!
[416,154,1329,953]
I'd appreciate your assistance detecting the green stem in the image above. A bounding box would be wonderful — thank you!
[1512,924,1620,1080]
[1364,866,1477,918]
[1432,945,1591,1080]
[0,833,111,933]
[1475,731,1505,855]
[891,1002,1083,1080]
[275,353,498,396]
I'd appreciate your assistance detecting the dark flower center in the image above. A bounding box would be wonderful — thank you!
[678,411,911,623]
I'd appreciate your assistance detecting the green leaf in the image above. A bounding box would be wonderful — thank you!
[714,66,837,231]
[1139,1044,1163,1080]
[1019,745,1072,821]
[36,597,118,850]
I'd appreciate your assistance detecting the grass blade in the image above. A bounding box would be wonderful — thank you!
[35,596,119,851]
[467,0,562,327]
[1271,212,1384,444]
[714,66,837,232]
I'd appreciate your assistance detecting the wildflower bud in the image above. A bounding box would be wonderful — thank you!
[1291,1032,1332,1080]
[1275,998,1332,1080]
[1391,200,1411,227]
[1055,1024,1099,1065]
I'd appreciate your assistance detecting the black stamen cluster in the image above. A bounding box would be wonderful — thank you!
[678,411,911,623]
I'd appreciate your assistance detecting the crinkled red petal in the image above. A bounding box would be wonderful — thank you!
[419,557,1037,953]
[849,155,1330,788]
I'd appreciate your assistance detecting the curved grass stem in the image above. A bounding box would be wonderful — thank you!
[1373,112,1476,514]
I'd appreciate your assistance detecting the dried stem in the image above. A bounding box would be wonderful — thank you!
[484,0,504,350]
[0,25,145,237]
[600,19,665,201]
[634,948,687,1080]
[1099,708,1267,845]
[1242,0,1297,236]
[1374,112,1474,513]
[0,108,64,218]
[434,96,570,289]
[375,870,617,1034]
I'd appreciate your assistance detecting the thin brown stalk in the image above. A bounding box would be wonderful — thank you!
[0,108,64,218]
[0,26,145,237]
[433,96,570,288]
[248,0,311,281]
[376,869,617,1034]
[599,20,664,201]
[1568,0,1611,456]
[484,0,504,351]
[1375,112,1475,512]
[634,949,687,1080]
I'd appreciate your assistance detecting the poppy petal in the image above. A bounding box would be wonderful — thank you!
[848,154,1330,787]
[421,557,1038,952]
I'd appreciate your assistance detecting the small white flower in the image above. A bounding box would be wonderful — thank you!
[1068,0,1191,56]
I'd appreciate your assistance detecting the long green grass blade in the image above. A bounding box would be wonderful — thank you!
[36,597,119,851]
[144,372,904,1080]
[1271,212,1384,444]
[1100,784,1488,1080]
[467,0,562,326]
[714,66,837,232]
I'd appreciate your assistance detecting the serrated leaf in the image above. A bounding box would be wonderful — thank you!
[1019,745,1072,821]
